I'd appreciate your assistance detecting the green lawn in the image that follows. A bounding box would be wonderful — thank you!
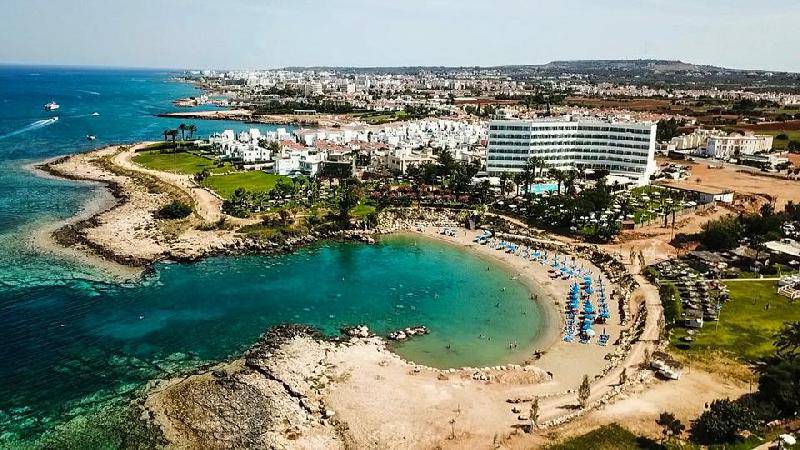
[132,151,230,175]
[546,424,662,450]
[202,171,286,199]
[356,110,410,125]
[671,280,800,361]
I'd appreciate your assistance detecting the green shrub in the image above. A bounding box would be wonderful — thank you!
[659,282,682,325]
[156,201,192,219]
[700,216,743,250]
[690,399,760,445]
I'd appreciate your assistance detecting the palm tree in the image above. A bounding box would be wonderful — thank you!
[513,172,526,196]
[187,124,197,140]
[564,169,577,195]
[168,129,178,144]
[549,168,565,194]
[499,172,510,198]
[478,179,492,204]
[527,156,550,183]
[522,158,538,195]
[163,129,170,142]
[178,123,187,141]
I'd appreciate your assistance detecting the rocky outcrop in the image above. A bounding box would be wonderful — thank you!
[375,207,473,233]
[145,325,351,449]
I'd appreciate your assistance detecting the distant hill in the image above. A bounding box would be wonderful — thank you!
[283,59,778,74]
[539,59,726,72]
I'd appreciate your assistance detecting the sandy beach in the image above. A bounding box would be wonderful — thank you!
[144,224,663,449]
[24,159,144,280]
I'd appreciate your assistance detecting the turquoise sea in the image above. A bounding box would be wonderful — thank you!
[0,66,543,447]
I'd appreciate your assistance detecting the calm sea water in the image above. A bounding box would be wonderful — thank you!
[0,66,543,446]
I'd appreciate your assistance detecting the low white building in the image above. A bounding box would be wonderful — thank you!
[384,147,435,174]
[704,133,773,159]
[659,129,726,154]
[274,149,325,177]
[209,129,271,164]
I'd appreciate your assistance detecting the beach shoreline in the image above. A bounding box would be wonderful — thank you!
[23,159,145,280]
[389,229,562,368]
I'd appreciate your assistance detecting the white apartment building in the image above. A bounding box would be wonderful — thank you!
[487,119,657,185]
[704,133,774,160]
[274,149,325,177]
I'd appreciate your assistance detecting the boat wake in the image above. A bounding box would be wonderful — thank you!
[75,89,101,96]
[0,118,59,140]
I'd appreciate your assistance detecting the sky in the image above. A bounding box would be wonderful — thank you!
[2,0,799,72]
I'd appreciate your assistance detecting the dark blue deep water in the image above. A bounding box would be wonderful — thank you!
[0,66,541,447]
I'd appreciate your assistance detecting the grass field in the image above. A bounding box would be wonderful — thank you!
[132,151,231,175]
[355,110,410,125]
[671,280,800,361]
[202,171,286,199]
[546,424,662,450]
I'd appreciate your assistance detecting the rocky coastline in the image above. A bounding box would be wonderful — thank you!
[33,144,380,275]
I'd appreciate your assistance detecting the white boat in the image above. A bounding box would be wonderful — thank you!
[44,101,60,111]
[91,112,100,116]
[86,135,96,141]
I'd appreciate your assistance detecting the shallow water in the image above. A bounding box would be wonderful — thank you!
[0,67,545,446]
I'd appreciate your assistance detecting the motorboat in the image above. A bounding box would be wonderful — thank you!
[44,101,60,111]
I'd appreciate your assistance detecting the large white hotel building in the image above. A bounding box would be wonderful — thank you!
[487,119,658,185]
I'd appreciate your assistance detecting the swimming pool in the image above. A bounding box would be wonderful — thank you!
[528,183,559,194]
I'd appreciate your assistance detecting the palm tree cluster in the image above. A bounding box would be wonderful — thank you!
[221,177,322,218]
[162,123,197,144]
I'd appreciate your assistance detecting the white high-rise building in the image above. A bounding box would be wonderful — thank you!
[487,119,657,185]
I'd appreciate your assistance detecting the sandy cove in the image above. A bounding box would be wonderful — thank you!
[143,226,670,449]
